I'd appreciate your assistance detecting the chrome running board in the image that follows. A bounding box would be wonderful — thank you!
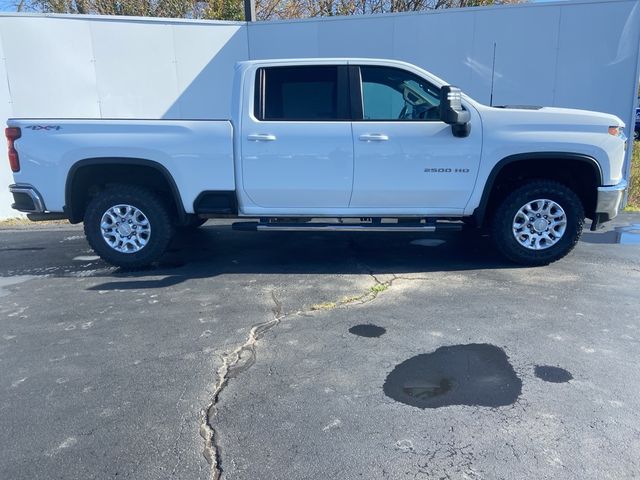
[232,221,463,232]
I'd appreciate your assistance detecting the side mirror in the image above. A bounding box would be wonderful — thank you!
[440,86,471,138]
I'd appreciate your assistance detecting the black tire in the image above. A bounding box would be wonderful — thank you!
[84,185,173,269]
[491,180,584,266]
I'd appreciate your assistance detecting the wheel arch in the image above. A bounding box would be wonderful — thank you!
[473,152,602,227]
[65,157,186,224]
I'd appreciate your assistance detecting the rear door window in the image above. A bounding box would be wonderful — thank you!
[255,66,349,121]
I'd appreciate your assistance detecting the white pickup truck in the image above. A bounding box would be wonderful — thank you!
[6,58,628,268]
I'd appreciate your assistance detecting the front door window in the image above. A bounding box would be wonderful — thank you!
[360,66,441,122]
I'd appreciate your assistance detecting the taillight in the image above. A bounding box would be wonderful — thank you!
[5,127,21,172]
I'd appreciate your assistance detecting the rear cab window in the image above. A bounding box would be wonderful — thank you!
[254,65,350,121]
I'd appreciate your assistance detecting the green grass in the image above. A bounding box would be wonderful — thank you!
[310,301,337,311]
[370,283,389,294]
[626,140,640,211]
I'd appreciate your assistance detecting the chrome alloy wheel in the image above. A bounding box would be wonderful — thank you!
[512,199,567,250]
[100,204,151,253]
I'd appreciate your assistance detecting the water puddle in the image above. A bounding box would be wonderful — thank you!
[534,365,572,383]
[383,343,522,409]
[349,324,386,338]
[582,224,640,245]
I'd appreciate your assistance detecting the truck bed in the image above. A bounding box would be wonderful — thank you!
[7,118,235,214]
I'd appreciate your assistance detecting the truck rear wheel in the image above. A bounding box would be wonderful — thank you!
[83,185,173,269]
[491,180,584,266]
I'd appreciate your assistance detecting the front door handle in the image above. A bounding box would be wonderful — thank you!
[247,133,277,142]
[359,133,389,142]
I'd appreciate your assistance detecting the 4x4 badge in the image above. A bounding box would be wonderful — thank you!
[25,125,61,131]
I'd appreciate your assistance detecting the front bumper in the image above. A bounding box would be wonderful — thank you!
[9,184,46,213]
[593,179,627,227]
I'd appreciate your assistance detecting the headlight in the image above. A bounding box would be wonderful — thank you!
[608,125,625,137]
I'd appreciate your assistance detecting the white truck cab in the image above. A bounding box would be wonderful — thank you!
[7,58,628,267]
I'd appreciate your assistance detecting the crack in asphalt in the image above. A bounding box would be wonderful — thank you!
[199,271,410,480]
[200,291,283,480]
[311,273,392,311]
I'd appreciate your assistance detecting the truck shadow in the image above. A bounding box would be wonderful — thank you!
[85,223,519,291]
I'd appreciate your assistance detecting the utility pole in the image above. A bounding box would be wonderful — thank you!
[244,0,256,21]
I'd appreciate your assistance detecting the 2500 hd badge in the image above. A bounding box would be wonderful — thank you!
[424,168,471,173]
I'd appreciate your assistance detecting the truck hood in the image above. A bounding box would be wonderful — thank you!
[489,105,624,129]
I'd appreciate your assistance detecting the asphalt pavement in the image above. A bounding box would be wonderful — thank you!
[1,215,639,479]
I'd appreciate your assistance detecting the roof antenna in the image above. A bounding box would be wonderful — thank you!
[489,42,497,107]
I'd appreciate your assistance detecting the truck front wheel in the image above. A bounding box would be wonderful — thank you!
[491,180,584,266]
[83,185,173,269]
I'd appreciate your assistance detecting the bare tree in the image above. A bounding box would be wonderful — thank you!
[16,0,522,20]
[256,0,521,20]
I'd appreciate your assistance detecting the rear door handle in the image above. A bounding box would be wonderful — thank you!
[359,133,389,142]
[247,133,277,142]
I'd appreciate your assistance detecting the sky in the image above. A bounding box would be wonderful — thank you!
[0,1,15,12]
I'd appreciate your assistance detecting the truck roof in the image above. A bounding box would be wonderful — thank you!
[235,58,451,91]
[237,57,416,67]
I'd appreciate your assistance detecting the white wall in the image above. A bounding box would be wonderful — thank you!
[248,0,640,119]
[1,0,639,219]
